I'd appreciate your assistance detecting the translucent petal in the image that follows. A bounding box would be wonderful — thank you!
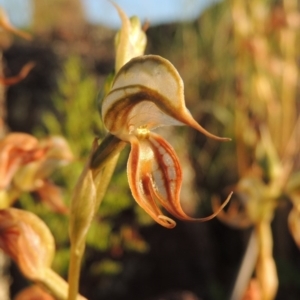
[102,85,183,141]
[147,133,231,222]
[127,132,231,228]
[127,135,176,228]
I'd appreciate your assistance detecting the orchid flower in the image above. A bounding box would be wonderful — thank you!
[0,208,55,281]
[100,54,231,228]
[0,134,73,212]
[0,133,47,190]
[12,136,73,213]
[0,208,86,300]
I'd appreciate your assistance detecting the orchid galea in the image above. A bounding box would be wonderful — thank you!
[100,54,231,228]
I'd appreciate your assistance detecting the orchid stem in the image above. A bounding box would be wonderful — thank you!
[229,229,258,300]
[68,243,85,300]
[67,148,122,300]
[42,268,86,300]
[94,152,121,208]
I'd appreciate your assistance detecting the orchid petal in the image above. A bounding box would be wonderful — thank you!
[127,132,231,228]
[102,55,230,142]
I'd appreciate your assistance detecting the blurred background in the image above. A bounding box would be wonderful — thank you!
[1,0,300,299]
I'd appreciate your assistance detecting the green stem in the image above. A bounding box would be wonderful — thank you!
[68,243,85,300]
[229,230,258,300]
[0,188,21,209]
[90,134,125,173]
[41,268,86,300]
[67,139,125,300]
[93,151,121,209]
[255,221,278,300]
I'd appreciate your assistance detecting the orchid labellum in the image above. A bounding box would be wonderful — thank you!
[101,54,231,228]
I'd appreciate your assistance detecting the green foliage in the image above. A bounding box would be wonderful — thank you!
[19,191,69,245]
[52,247,71,276]
[41,55,103,157]
[6,1,300,299]
[89,259,123,276]
[86,220,111,251]
[276,258,300,287]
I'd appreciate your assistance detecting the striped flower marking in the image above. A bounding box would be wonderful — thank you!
[101,55,231,228]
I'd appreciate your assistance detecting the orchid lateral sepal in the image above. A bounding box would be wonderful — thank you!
[212,194,253,229]
[127,131,232,228]
[90,133,126,173]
